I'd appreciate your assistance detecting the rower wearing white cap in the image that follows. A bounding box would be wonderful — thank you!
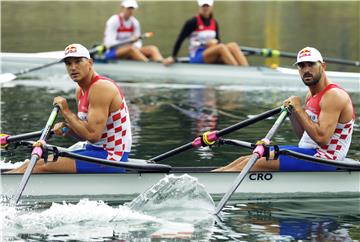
[103,0,163,62]
[163,0,248,66]
[216,47,355,172]
[9,43,132,173]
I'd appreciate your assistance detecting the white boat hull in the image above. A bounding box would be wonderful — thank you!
[1,170,359,202]
[1,52,359,92]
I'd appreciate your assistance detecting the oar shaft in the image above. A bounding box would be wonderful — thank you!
[263,109,288,139]
[13,106,59,204]
[214,153,258,214]
[150,107,281,163]
[38,106,59,141]
[89,32,152,55]
[216,107,281,137]
[241,46,360,66]
[6,130,54,143]
[14,61,61,76]
[214,107,289,214]
[221,139,254,149]
[150,143,193,162]
[12,154,39,204]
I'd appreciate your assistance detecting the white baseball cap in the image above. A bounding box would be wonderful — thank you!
[61,43,90,61]
[121,0,138,9]
[294,47,324,65]
[197,0,214,6]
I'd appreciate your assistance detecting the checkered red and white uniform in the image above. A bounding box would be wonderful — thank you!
[299,84,355,160]
[77,74,132,161]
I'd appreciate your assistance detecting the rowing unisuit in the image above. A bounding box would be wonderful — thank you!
[103,13,142,49]
[78,73,132,161]
[171,15,220,59]
[188,15,217,58]
[299,83,355,160]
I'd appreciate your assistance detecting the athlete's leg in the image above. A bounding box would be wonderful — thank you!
[115,46,148,62]
[140,45,163,62]
[6,155,76,173]
[214,153,280,172]
[203,44,238,65]
[226,42,249,66]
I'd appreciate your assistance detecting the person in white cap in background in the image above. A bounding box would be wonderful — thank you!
[163,0,248,66]
[9,44,132,173]
[103,0,163,62]
[215,47,355,172]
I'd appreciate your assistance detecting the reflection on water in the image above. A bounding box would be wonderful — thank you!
[1,81,359,241]
[222,197,360,241]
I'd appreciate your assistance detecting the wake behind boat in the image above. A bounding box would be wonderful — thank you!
[1,51,359,92]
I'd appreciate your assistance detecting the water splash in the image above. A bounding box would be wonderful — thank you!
[126,174,216,239]
[127,174,215,216]
[1,174,216,241]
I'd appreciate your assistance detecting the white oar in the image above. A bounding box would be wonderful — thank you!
[214,107,289,215]
[12,105,60,205]
[0,73,17,83]
[0,32,153,84]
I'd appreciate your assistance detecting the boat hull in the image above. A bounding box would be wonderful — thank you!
[1,52,359,92]
[1,170,359,202]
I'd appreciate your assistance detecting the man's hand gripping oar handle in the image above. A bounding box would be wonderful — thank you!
[214,106,290,215]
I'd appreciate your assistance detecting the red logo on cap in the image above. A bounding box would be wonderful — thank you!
[65,45,77,55]
[299,49,311,58]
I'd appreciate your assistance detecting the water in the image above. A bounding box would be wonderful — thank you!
[1,175,359,241]
[1,78,359,241]
[1,82,359,164]
[1,1,360,241]
[2,175,217,241]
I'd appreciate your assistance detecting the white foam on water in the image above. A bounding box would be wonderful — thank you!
[1,174,216,241]
[1,198,199,241]
[0,159,25,170]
